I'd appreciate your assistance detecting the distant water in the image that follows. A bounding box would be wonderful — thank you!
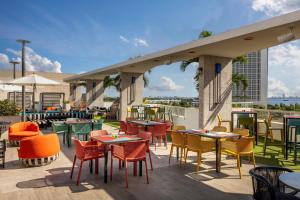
[268,98,300,105]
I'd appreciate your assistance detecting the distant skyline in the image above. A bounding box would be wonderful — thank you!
[0,0,300,97]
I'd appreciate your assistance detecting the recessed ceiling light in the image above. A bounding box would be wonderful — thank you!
[244,37,254,41]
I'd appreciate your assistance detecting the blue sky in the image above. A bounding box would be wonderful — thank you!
[0,0,300,97]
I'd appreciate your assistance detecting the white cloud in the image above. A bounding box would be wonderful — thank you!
[119,35,129,43]
[251,0,300,16]
[268,77,290,97]
[2,47,62,73]
[134,38,149,47]
[0,53,10,69]
[149,76,184,91]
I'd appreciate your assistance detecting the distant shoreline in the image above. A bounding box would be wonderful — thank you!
[268,97,300,105]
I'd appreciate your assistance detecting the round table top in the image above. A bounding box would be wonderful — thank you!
[279,172,300,192]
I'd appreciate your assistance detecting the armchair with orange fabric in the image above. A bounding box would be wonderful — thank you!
[9,122,40,145]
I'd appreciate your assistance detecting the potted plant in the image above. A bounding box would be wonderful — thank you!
[0,99,21,124]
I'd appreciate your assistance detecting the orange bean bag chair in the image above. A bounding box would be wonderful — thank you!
[18,134,60,167]
[8,122,40,145]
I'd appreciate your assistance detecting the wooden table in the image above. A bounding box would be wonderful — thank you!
[91,135,141,183]
[279,172,300,192]
[178,129,240,172]
[231,111,258,144]
[283,115,300,160]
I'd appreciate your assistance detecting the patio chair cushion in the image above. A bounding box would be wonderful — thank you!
[8,122,40,143]
[18,134,60,167]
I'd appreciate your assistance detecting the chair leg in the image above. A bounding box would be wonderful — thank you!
[148,151,153,170]
[169,144,173,164]
[144,159,149,184]
[118,160,121,170]
[180,147,183,166]
[70,156,76,179]
[263,130,268,156]
[62,133,65,144]
[77,160,83,185]
[125,160,128,188]
[196,152,201,172]
[95,158,99,174]
[252,153,256,167]
[237,155,241,179]
[184,149,188,164]
[110,156,113,181]
[164,136,167,149]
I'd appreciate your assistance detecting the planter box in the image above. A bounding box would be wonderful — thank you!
[0,116,21,125]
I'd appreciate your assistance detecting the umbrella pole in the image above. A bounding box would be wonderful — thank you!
[22,86,25,121]
[32,84,35,113]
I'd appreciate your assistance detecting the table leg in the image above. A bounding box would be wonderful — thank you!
[133,162,137,176]
[104,146,108,183]
[255,113,258,145]
[216,139,220,173]
[139,160,142,176]
[90,160,93,173]
[176,147,179,160]
[284,118,288,160]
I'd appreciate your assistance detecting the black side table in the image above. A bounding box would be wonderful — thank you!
[0,139,6,168]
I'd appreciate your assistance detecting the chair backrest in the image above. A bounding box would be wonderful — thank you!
[73,139,85,159]
[217,114,222,122]
[164,121,173,131]
[124,140,147,159]
[52,122,68,134]
[138,131,152,140]
[126,122,140,135]
[249,168,275,200]
[9,121,39,133]
[120,121,127,132]
[151,123,167,137]
[92,119,103,130]
[186,134,202,150]
[232,128,249,137]
[71,123,91,134]
[90,130,108,138]
[211,126,227,132]
[171,132,185,146]
[250,166,293,196]
[172,125,186,132]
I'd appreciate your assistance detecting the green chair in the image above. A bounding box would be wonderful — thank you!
[52,122,69,146]
[92,119,104,130]
[71,123,91,141]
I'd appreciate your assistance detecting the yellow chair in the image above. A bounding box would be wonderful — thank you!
[211,126,227,132]
[217,114,231,130]
[169,125,186,165]
[184,134,215,171]
[221,128,255,178]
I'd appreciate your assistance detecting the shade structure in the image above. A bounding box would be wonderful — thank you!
[0,80,23,92]
[8,74,59,116]
[8,74,59,86]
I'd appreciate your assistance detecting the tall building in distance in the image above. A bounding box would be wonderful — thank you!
[232,49,268,105]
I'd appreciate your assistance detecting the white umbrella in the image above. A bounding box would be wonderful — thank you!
[8,74,59,114]
[0,80,23,92]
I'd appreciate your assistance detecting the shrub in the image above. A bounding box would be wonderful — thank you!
[0,99,18,116]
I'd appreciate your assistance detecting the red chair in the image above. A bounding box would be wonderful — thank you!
[119,121,127,133]
[70,139,104,185]
[148,124,167,150]
[90,130,109,151]
[126,122,141,135]
[138,131,153,170]
[110,140,149,188]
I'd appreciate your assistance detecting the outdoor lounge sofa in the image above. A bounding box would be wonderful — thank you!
[18,134,60,167]
[8,122,40,145]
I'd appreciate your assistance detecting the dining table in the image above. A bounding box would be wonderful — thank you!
[127,120,164,131]
[91,134,142,183]
[177,129,240,172]
[231,110,258,144]
[279,172,300,193]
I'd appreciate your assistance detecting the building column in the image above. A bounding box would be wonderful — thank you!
[198,55,232,129]
[69,83,82,106]
[86,80,104,108]
[119,72,144,120]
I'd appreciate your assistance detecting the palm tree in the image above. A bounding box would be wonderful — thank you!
[180,30,248,92]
